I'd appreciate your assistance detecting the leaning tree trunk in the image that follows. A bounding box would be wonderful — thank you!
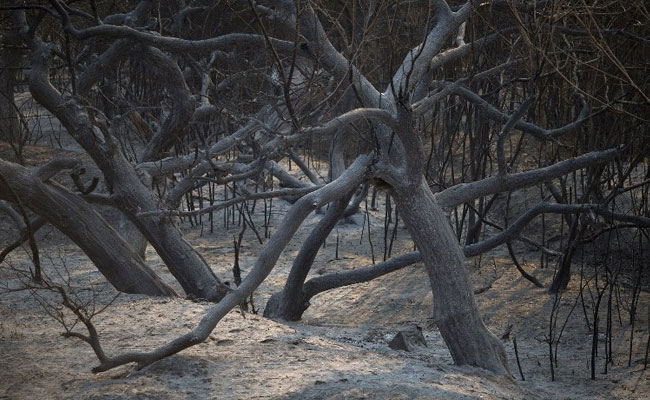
[264,192,353,320]
[94,150,230,302]
[0,159,176,296]
[392,178,510,374]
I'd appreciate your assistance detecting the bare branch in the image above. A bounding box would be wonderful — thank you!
[412,78,466,116]
[298,3,381,107]
[386,3,467,102]
[266,160,314,189]
[66,25,302,57]
[297,107,398,138]
[138,119,258,179]
[434,147,622,209]
[288,148,320,185]
[465,202,650,257]
[453,86,591,140]
[77,2,152,94]
[303,251,421,301]
[138,46,195,162]
[428,28,518,72]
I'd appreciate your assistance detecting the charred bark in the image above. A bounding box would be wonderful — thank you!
[266,251,421,321]
[0,159,175,296]
[392,178,510,375]
[264,192,353,320]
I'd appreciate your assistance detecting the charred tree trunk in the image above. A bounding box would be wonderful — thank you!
[548,219,584,294]
[82,146,230,301]
[0,159,176,296]
[264,192,352,320]
[134,213,227,300]
[115,214,148,260]
[392,178,509,374]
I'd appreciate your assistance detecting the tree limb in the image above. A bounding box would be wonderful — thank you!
[464,202,650,257]
[434,147,622,209]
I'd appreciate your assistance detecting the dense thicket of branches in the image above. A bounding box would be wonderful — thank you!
[1,0,648,376]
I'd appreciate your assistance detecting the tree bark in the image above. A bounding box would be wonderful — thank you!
[113,210,148,259]
[392,178,510,374]
[0,159,176,296]
[270,251,420,320]
[302,252,421,301]
[264,192,353,320]
[89,148,230,301]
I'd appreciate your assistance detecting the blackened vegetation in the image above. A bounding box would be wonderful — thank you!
[0,0,648,380]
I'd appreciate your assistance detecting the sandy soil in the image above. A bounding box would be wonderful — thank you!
[2,191,649,399]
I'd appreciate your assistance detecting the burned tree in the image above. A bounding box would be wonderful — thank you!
[1,0,648,376]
